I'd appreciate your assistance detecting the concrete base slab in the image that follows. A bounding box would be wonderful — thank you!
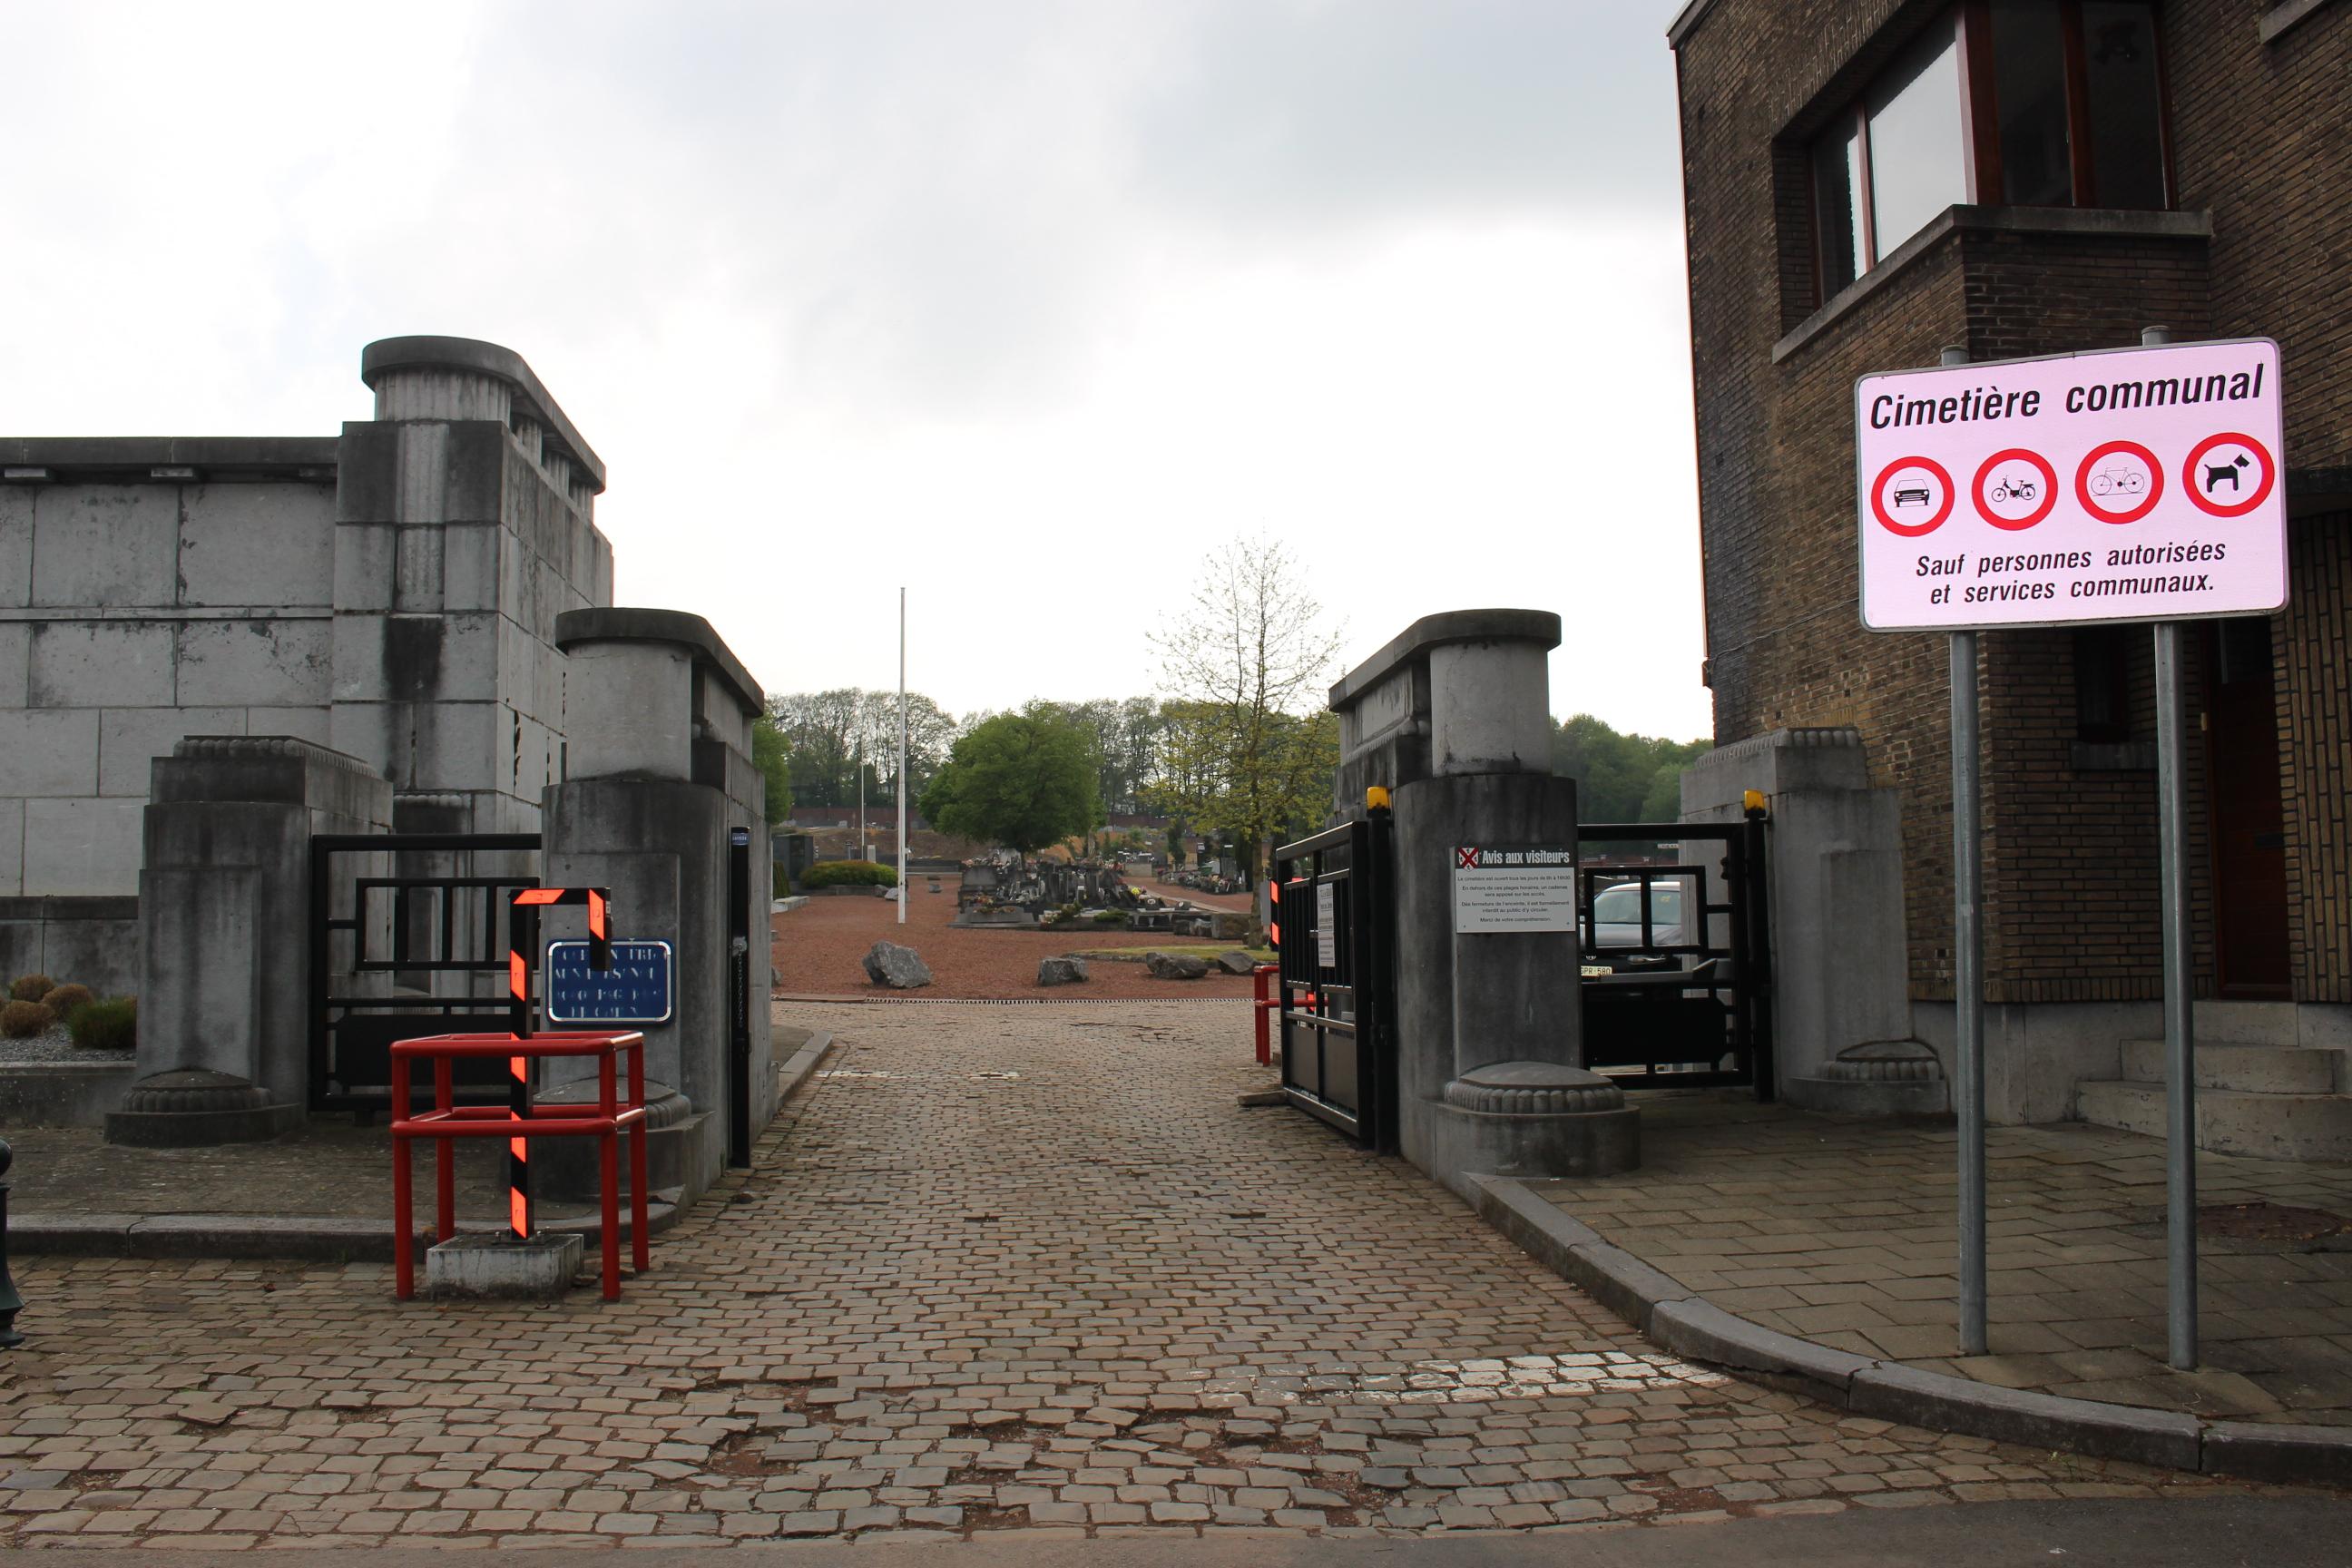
[0,1061,136,1127]
[426,1231,583,1299]
[1428,1098,1639,1200]
[103,1100,304,1148]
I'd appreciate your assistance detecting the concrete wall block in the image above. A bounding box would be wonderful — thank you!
[411,700,502,795]
[0,489,31,608]
[175,618,331,708]
[98,707,246,798]
[176,483,335,608]
[394,422,505,525]
[40,908,140,996]
[394,525,446,612]
[333,421,397,524]
[25,797,145,896]
[28,620,175,708]
[243,705,333,749]
[0,799,22,895]
[0,622,28,707]
[590,534,613,606]
[0,710,98,795]
[327,702,399,787]
[31,486,179,607]
[440,524,500,612]
[330,523,395,613]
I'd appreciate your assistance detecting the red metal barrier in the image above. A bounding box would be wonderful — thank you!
[391,1030,649,1301]
[1253,964,1280,1065]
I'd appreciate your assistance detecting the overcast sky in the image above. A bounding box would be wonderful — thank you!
[0,0,1707,740]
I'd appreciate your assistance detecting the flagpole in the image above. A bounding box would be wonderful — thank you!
[897,586,908,926]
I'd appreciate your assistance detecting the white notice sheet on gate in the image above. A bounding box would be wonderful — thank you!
[1452,846,1577,933]
[1315,883,1337,969]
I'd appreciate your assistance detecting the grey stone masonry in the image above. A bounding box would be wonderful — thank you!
[114,736,394,1145]
[0,336,617,900]
[536,607,774,1210]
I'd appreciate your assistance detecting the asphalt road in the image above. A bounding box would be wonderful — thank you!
[7,1496,2345,1565]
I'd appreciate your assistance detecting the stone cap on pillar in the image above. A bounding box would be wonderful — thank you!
[151,735,395,817]
[360,336,606,493]
[1328,609,1562,713]
[555,608,766,720]
[1327,610,1562,800]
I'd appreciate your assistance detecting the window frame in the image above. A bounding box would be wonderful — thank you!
[1809,1,2176,304]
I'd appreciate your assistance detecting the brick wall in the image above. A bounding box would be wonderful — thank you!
[1676,0,2350,1004]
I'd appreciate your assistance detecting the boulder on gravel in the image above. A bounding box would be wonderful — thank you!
[1037,956,1090,987]
[862,941,933,989]
[1144,951,1211,980]
[1215,950,1258,975]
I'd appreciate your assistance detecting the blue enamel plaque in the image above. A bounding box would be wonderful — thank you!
[545,939,673,1025]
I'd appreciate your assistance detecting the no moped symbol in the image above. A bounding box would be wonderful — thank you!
[1972,447,2057,531]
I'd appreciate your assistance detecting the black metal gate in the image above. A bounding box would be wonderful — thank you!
[1273,814,1397,1151]
[1576,814,1772,1095]
[308,833,541,1113]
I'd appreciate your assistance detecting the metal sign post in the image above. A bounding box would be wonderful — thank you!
[1939,345,1989,1358]
[1857,329,2286,1368]
[2141,324,2199,1369]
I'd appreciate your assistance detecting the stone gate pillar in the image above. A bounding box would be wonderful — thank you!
[1329,611,1637,1199]
[109,737,393,1145]
[535,609,774,1206]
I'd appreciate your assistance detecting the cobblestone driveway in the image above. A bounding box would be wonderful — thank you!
[0,1003,2266,1548]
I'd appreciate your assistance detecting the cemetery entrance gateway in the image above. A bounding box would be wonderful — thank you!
[1273,814,1397,1152]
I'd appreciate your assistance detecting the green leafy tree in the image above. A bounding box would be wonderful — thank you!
[918,710,1102,857]
[1551,713,1710,822]
[751,712,794,822]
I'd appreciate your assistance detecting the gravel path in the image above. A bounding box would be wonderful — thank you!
[773,874,1258,1000]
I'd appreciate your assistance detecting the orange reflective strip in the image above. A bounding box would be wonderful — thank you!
[508,951,528,998]
[588,889,608,939]
[509,1054,527,1083]
[509,1135,527,1161]
[508,1190,529,1235]
[514,888,564,906]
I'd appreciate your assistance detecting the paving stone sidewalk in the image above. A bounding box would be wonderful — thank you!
[0,1004,2298,1549]
[1531,1094,2352,1424]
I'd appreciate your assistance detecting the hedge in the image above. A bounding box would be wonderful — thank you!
[801,859,900,889]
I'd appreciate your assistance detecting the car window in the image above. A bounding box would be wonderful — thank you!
[1591,884,1681,924]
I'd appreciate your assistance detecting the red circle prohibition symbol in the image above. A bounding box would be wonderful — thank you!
[1972,447,2058,531]
[2183,432,2276,519]
[2074,439,2164,524]
[1871,456,1955,537]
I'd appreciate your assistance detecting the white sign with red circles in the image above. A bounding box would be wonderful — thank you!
[1855,338,2286,632]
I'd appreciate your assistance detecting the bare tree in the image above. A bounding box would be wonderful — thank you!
[1149,535,1343,882]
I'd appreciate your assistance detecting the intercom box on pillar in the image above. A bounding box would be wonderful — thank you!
[534,609,775,1207]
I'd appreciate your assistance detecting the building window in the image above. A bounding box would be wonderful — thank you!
[2073,626,2132,742]
[1811,2,2171,300]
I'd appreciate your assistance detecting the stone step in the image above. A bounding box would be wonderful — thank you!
[2075,1078,2352,1162]
[2117,1039,2349,1095]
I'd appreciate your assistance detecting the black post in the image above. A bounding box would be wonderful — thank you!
[0,1139,24,1348]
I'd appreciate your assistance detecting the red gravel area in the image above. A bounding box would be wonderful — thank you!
[773,874,1258,1000]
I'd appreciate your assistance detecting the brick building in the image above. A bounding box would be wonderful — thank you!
[1670,0,2349,1123]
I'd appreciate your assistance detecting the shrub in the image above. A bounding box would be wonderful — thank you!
[39,983,93,1014]
[67,995,136,1052]
[801,859,900,889]
[1,1000,54,1038]
[8,975,53,1003]
[1092,908,1131,925]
